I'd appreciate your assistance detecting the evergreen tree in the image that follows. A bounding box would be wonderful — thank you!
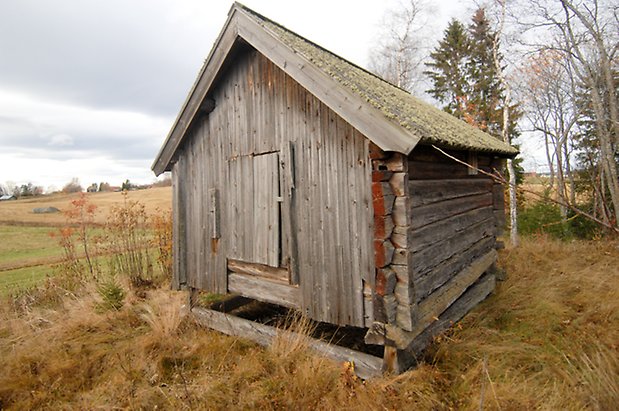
[467,8,504,136]
[426,8,521,140]
[424,19,471,118]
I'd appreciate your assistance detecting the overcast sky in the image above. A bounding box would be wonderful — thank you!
[2,0,542,192]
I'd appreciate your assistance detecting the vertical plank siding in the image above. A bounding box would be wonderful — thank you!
[172,48,372,327]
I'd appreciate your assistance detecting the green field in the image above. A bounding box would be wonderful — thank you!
[0,225,63,295]
[0,265,56,296]
[0,225,62,267]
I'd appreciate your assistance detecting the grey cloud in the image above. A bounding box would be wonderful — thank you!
[0,1,226,116]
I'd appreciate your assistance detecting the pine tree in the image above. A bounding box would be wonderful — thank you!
[424,19,471,118]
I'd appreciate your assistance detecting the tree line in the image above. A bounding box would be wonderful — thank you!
[369,0,618,238]
[0,176,171,198]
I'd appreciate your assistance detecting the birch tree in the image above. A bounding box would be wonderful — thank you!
[522,50,580,220]
[491,0,521,245]
[519,0,619,229]
[368,0,430,95]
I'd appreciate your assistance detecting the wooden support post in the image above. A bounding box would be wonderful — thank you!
[383,346,399,374]
[188,287,199,309]
[382,345,414,374]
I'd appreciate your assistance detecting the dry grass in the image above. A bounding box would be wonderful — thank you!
[0,236,617,410]
[0,187,171,226]
[428,235,619,410]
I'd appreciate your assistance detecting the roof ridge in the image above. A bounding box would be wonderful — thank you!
[153,2,517,174]
[234,2,410,94]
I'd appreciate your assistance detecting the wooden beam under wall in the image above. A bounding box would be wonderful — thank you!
[400,272,497,368]
[384,251,497,349]
[412,250,497,335]
[192,307,383,380]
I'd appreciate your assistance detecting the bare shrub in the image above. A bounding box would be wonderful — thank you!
[49,193,101,283]
[104,192,154,288]
[150,209,173,281]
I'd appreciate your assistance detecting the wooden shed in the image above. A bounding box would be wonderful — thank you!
[152,3,518,377]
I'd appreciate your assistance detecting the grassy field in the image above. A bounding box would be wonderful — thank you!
[0,225,62,268]
[0,187,171,225]
[0,188,171,295]
[0,186,618,409]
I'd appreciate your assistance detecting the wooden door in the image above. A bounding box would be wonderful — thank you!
[252,152,281,267]
[227,152,281,268]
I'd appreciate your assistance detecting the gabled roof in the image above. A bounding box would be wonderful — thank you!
[152,3,518,175]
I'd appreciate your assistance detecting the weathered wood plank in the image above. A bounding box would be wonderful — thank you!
[227,259,289,283]
[171,161,186,290]
[412,218,496,278]
[410,206,494,252]
[227,273,300,309]
[392,196,407,227]
[414,236,495,302]
[409,179,493,207]
[389,172,407,197]
[411,192,494,230]
[404,272,496,356]
[408,160,493,180]
[192,307,383,380]
[283,141,299,285]
[409,250,497,337]
[408,145,466,163]
[209,188,220,240]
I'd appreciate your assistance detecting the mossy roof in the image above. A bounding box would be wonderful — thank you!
[238,4,518,157]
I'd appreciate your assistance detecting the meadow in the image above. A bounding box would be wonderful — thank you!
[0,187,617,410]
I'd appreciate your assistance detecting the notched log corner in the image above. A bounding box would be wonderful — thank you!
[364,321,387,345]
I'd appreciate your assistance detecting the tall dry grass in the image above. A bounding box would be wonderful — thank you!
[427,234,619,410]
[0,236,617,410]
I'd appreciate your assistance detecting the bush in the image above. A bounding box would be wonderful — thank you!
[519,200,601,240]
[105,193,155,288]
[151,209,173,282]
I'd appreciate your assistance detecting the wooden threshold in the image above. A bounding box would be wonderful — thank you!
[192,306,383,380]
[228,272,299,309]
[228,259,289,283]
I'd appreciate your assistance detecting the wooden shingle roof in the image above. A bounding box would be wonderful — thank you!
[152,3,517,175]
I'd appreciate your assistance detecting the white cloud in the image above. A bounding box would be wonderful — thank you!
[48,134,74,147]
[0,89,171,188]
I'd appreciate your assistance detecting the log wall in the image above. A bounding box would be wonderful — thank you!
[408,145,501,325]
[366,145,505,353]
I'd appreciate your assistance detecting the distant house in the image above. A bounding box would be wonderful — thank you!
[0,194,16,201]
[152,3,518,376]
